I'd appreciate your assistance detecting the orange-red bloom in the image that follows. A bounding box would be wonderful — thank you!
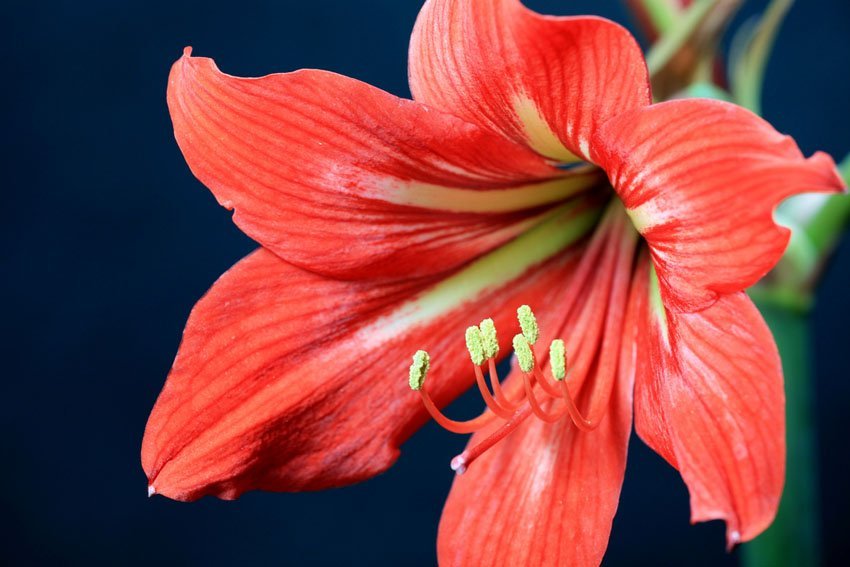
[143,0,845,564]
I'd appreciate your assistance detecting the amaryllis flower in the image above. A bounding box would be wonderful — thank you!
[142,0,844,564]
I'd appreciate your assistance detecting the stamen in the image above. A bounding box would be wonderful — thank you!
[521,369,567,423]
[529,339,566,399]
[513,333,565,422]
[408,350,430,391]
[465,326,486,366]
[512,334,535,373]
[550,339,567,380]
[473,364,516,419]
[419,391,498,434]
[558,380,597,432]
[517,305,539,345]
[530,348,562,398]
[407,350,497,434]
[409,299,614,476]
[488,357,521,411]
[467,325,515,418]
[479,318,499,359]
[515,334,561,401]
[478,319,521,410]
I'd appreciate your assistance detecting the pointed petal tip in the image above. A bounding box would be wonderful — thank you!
[182,46,193,58]
[147,484,156,498]
[811,150,849,192]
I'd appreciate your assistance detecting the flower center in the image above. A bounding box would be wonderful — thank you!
[407,305,607,475]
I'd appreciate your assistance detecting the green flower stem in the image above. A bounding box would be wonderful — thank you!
[633,0,682,35]
[645,0,718,76]
[730,0,795,114]
[807,193,850,256]
[742,298,820,567]
[742,157,847,567]
[760,154,850,308]
[680,81,733,102]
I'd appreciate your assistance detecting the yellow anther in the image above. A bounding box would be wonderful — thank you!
[512,334,535,373]
[408,350,430,391]
[479,318,499,359]
[517,305,539,345]
[465,326,486,366]
[550,339,566,381]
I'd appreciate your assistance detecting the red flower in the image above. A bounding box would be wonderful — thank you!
[142,0,844,563]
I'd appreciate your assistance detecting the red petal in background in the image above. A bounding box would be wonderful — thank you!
[594,98,845,312]
[168,50,599,281]
[409,0,650,162]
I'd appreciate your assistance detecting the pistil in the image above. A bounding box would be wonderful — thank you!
[450,405,534,474]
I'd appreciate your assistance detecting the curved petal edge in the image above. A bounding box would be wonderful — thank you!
[594,98,845,312]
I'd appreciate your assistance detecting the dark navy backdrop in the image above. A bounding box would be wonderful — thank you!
[4,0,848,564]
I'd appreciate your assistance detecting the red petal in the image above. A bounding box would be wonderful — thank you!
[142,205,592,500]
[409,0,650,161]
[594,98,845,312]
[168,50,596,281]
[437,208,644,566]
[633,267,786,546]
[529,204,640,417]
[437,343,634,566]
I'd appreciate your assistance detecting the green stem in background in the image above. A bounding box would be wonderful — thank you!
[636,5,847,565]
[762,154,850,310]
[742,299,820,567]
[729,0,795,114]
[744,158,848,567]
[645,0,717,76]
[680,81,732,101]
[634,0,682,34]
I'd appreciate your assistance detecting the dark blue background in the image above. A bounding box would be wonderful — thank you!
[4,0,848,564]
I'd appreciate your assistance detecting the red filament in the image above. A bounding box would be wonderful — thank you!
[416,346,608,474]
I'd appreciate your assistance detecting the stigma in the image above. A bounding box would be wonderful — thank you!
[407,305,602,475]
